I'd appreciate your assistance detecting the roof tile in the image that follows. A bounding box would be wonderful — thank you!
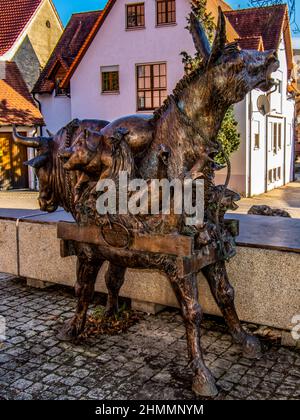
[0,0,42,56]
[225,5,286,52]
[0,62,44,126]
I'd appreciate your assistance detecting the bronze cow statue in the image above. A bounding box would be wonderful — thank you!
[13,9,279,397]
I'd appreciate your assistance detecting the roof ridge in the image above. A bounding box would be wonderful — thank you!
[71,10,102,16]
[224,4,287,14]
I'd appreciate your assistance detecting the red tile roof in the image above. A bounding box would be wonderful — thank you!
[32,11,101,94]
[0,61,44,126]
[225,5,293,75]
[237,36,264,51]
[225,5,286,51]
[0,0,42,56]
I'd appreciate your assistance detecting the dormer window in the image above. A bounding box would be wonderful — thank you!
[49,61,70,97]
[156,0,176,26]
[126,3,145,29]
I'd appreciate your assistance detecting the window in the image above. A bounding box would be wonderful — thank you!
[268,169,273,184]
[273,168,276,181]
[126,3,145,29]
[55,80,70,97]
[273,123,277,154]
[137,63,167,111]
[156,0,176,25]
[253,121,260,149]
[101,66,119,93]
[287,123,292,146]
[278,123,282,149]
[277,167,281,181]
[50,62,69,96]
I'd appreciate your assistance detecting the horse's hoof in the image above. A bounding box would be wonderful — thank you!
[57,320,80,342]
[104,308,117,318]
[192,371,218,397]
[242,335,262,359]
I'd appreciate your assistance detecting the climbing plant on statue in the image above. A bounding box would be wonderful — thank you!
[181,0,240,163]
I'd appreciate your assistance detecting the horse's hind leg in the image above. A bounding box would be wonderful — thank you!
[168,272,218,397]
[202,260,261,358]
[58,255,104,340]
[104,263,126,317]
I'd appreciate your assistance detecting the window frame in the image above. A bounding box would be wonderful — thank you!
[101,66,120,94]
[126,3,145,30]
[156,0,176,26]
[136,62,167,112]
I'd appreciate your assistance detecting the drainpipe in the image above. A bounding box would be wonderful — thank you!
[32,93,43,136]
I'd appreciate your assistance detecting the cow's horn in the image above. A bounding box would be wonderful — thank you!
[12,125,43,148]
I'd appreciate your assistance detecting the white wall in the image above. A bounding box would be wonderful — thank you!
[215,99,247,195]
[218,37,295,197]
[70,0,195,121]
[38,92,71,134]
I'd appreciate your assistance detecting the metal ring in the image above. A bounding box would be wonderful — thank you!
[100,222,132,250]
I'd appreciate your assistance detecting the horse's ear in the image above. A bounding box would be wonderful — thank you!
[208,7,227,66]
[189,12,211,61]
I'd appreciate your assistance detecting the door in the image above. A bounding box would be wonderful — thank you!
[0,133,29,190]
[266,117,285,191]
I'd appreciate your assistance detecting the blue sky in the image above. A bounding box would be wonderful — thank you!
[52,0,300,44]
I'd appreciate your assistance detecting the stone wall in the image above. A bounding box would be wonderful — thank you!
[0,219,298,334]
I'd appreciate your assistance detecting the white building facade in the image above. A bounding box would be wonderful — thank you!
[41,0,295,196]
[216,37,295,196]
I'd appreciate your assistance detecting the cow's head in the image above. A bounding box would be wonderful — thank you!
[189,7,279,104]
[12,126,59,212]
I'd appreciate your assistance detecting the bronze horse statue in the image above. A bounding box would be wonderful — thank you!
[13,9,279,396]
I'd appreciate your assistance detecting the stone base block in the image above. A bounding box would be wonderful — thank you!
[281,331,300,348]
[131,299,166,315]
[26,278,53,289]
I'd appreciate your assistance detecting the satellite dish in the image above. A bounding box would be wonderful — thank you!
[257,95,270,116]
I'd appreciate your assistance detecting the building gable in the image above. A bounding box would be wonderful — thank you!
[33,11,101,95]
[225,5,294,78]
[61,0,237,89]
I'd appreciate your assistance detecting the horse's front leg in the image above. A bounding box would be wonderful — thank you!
[168,272,218,397]
[104,263,126,317]
[58,256,104,341]
[202,260,261,358]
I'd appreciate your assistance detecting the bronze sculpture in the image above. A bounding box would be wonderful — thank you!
[13,9,279,396]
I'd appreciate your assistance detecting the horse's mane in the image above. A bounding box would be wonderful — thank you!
[152,63,205,122]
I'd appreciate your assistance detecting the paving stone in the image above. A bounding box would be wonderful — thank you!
[0,276,299,400]
[12,379,33,391]
[67,386,88,397]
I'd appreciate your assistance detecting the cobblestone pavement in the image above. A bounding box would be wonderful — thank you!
[228,181,300,218]
[0,274,299,400]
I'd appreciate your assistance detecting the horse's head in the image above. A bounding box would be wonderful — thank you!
[189,7,279,105]
[12,126,58,212]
